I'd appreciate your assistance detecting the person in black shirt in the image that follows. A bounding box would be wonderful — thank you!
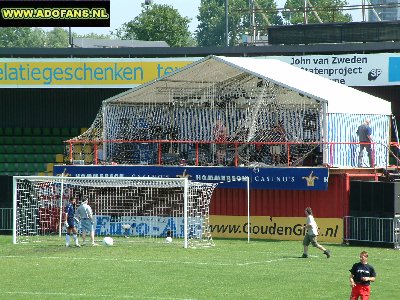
[349,251,376,300]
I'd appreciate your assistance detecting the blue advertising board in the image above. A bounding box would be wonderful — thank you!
[53,165,329,191]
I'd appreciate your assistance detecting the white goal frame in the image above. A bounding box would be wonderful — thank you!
[13,176,217,248]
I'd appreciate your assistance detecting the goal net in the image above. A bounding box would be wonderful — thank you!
[13,176,217,248]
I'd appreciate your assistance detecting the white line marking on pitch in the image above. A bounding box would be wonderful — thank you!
[0,255,236,266]
[0,254,314,267]
[237,257,308,266]
[1,291,194,300]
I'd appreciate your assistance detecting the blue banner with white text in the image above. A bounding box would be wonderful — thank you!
[53,165,329,191]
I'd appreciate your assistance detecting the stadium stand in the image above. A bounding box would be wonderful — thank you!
[0,127,82,176]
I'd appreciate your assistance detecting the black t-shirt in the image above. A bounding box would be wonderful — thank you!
[349,262,376,285]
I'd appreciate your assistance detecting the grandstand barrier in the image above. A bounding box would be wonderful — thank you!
[65,139,382,168]
[0,208,12,234]
[344,215,400,249]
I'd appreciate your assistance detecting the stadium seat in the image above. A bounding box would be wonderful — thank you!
[14,127,23,136]
[36,154,46,163]
[84,154,93,164]
[19,136,30,144]
[4,145,14,153]
[42,128,51,136]
[32,137,42,145]
[83,145,93,154]
[44,154,52,162]
[6,163,18,173]
[43,145,55,154]
[26,163,38,174]
[25,154,36,163]
[15,145,26,154]
[61,128,70,136]
[45,154,54,163]
[53,145,65,154]
[46,163,54,172]
[32,128,41,136]
[73,144,83,152]
[13,136,24,145]
[4,128,13,136]
[24,145,36,154]
[51,136,64,145]
[3,136,14,145]
[17,154,27,163]
[52,128,61,136]
[3,155,11,163]
[70,128,80,136]
[23,128,32,136]
[42,137,53,145]
[55,154,64,163]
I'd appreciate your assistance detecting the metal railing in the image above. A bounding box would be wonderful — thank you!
[0,208,12,233]
[344,216,400,249]
[65,139,383,168]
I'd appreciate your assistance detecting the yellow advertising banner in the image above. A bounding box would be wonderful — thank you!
[0,58,198,87]
[209,215,343,243]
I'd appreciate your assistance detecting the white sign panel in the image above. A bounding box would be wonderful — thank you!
[261,53,400,87]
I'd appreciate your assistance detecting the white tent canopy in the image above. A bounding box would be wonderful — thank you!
[104,55,391,116]
[76,55,391,168]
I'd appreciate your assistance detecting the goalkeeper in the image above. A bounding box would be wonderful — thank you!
[77,196,97,246]
[64,196,80,247]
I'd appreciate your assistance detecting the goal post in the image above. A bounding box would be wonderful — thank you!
[13,176,217,248]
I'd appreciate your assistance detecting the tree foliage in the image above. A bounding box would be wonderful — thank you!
[197,0,282,47]
[283,0,352,24]
[46,28,70,48]
[0,27,112,48]
[0,28,44,47]
[114,4,193,47]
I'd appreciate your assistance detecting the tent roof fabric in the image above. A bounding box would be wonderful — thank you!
[104,55,391,115]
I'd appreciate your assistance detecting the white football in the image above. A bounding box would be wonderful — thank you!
[103,236,114,246]
[165,236,173,243]
[122,224,131,230]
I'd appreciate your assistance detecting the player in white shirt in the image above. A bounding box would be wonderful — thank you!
[302,207,331,258]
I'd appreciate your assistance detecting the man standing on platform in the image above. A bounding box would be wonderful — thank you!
[356,119,373,167]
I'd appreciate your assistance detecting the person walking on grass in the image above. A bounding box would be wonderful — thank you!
[349,251,376,300]
[64,196,80,247]
[302,207,330,258]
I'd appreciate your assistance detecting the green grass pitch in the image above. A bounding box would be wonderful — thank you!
[0,235,398,299]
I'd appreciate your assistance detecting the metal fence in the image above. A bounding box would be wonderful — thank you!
[344,216,400,249]
[0,208,12,233]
